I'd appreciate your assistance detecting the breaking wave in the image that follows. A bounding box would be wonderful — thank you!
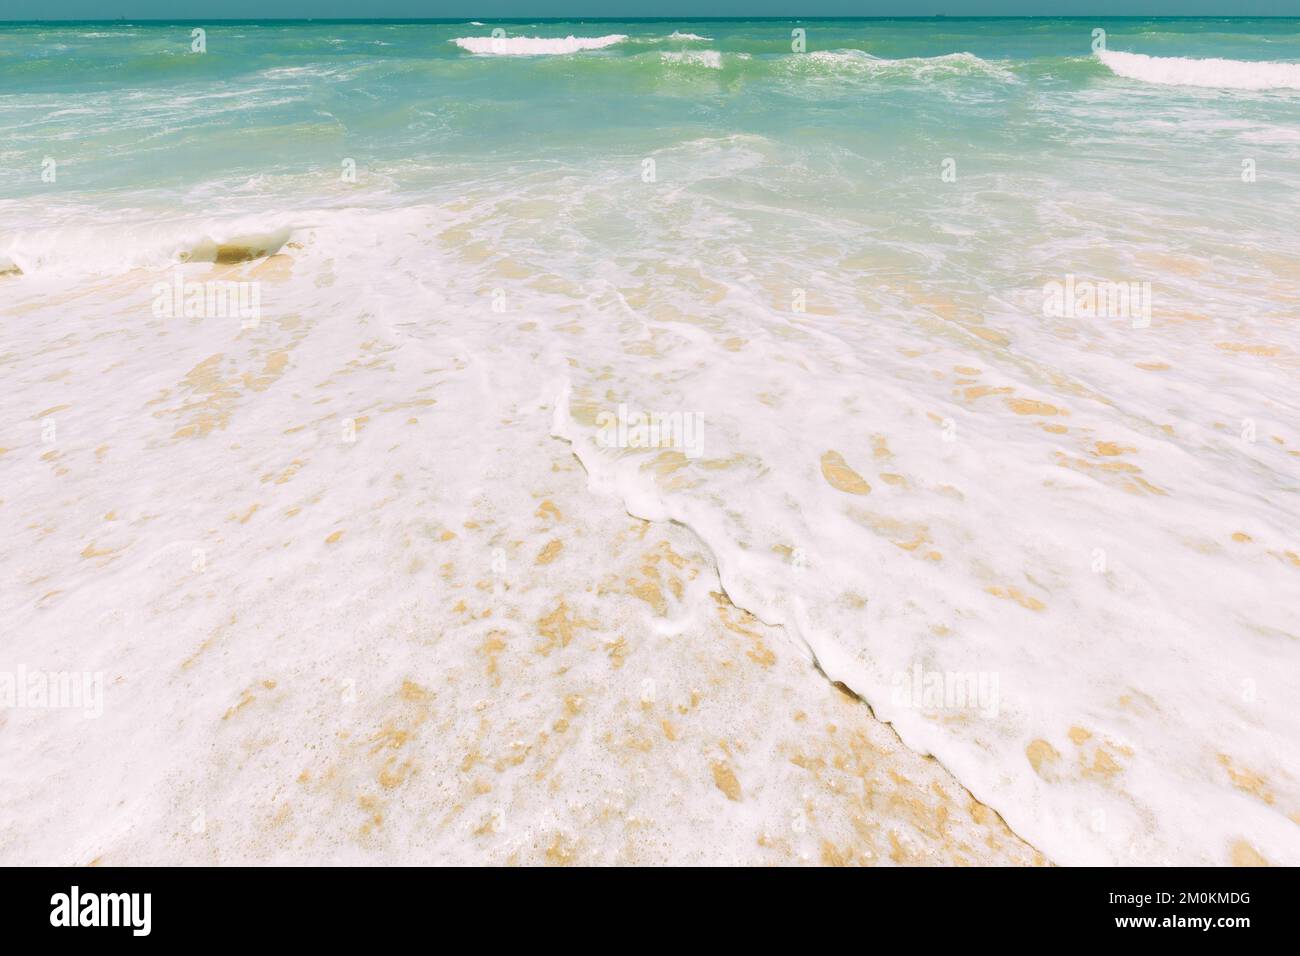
[451,35,628,56]
[784,50,1018,82]
[1098,50,1300,90]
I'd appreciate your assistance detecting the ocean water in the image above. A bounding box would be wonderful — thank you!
[1,19,1298,865]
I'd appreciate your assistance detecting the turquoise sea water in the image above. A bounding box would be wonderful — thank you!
[2,19,1298,284]
[2,20,1299,187]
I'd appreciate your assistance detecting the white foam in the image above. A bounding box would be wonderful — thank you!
[668,31,712,42]
[450,34,627,56]
[0,215,300,279]
[661,50,723,70]
[1098,50,1300,91]
[793,50,1016,82]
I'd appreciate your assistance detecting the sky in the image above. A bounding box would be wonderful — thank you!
[4,2,1299,20]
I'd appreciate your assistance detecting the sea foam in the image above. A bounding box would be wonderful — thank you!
[1098,50,1300,90]
[661,50,724,70]
[451,35,627,56]
[789,50,1017,82]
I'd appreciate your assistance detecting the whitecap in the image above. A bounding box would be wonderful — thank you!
[450,35,627,56]
[1098,50,1300,90]
[661,50,723,70]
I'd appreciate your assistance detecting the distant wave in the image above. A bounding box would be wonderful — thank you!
[661,50,724,70]
[451,35,627,56]
[787,50,1016,82]
[1098,50,1300,90]
[668,31,712,42]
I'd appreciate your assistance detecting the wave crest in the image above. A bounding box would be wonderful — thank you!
[178,228,291,265]
[660,50,724,70]
[451,35,627,56]
[1098,50,1300,91]
[788,50,1016,82]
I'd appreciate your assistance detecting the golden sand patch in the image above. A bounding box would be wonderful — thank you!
[971,327,1010,346]
[1082,747,1124,781]
[605,636,628,668]
[987,585,1045,612]
[492,257,533,280]
[378,758,416,790]
[536,600,590,655]
[820,451,871,495]
[620,541,692,617]
[1006,397,1061,416]
[221,688,257,721]
[1053,452,1167,496]
[711,760,743,801]
[1093,442,1135,457]
[963,385,1014,401]
[247,254,294,283]
[847,510,933,558]
[265,459,306,485]
[1026,739,1060,777]
[711,591,776,667]
[1215,342,1280,357]
[1230,841,1268,867]
[399,680,429,702]
[181,614,236,671]
[168,354,241,440]
[545,833,577,866]
[1217,754,1274,805]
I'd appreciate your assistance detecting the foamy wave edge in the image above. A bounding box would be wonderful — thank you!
[0,219,296,279]
[790,50,1017,82]
[660,50,724,70]
[1098,50,1300,91]
[451,34,628,56]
